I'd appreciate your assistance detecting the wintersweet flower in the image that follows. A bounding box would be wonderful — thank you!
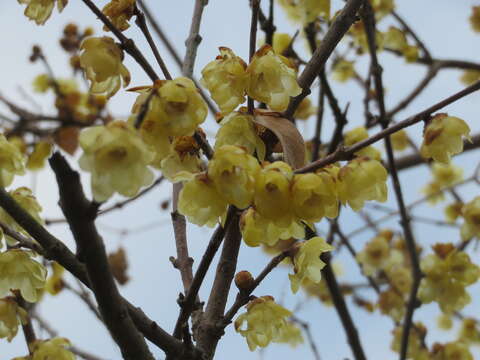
[79,121,155,202]
[343,127,381,160]
[201,47,248,114]
[291,168,339,223]
[45,262,65,296]
[384,26,419,62]
[390,129,409,151]
[26,141,53,171]
[391,323,427,359]
[254,161,294,226]
[80,36,131,98]
[102,0,135,32]
[0,297,28,342]
[460,69,480,85]
[246,45,301,111]
[470,6,480,32]
[431,162,463,187]
[444,202,463,223]
[458,318,480,344]
[17,0,68,25]
[460,196,480,240]
[178,173,228,227]
[208,145,260,209]
[134,77,208,137]
[371,0,395,20]
[418,243,479,313]
[420,113,471,164]
[272,33,292,56]
[356,232,402,276]
[0,250,47,303]
[0,187,43,247]
[294,98,316,120]
[235,296,292,351]
[30,337,76,360]
[160,136,202,183]
[431,342,473,360]
[240,207,304,247]
[215,111,266,161]
[276,321,304,347]
[337,157,388,211]
[277,0,330,24]
[332,60,355,83]
[0,134,26,187]
[289,237,333,293]
[378,288,405,322]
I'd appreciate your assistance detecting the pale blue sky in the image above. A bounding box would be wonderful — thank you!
[1,0,480,359]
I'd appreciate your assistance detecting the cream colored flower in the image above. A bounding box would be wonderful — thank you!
[79,121,155,202]
[17,0,68,25]
[0,134,26,187]
[0,297,28,342]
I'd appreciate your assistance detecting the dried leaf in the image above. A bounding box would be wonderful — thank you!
[108,247,129,285]
[54,126,79,155]
[253,113,306,169]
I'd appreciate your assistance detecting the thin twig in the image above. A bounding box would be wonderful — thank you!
[248,0,260,114]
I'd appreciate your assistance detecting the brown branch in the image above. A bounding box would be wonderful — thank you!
[183,0,209,78]
[296,80,480,174]
[80,0,159,81]
[16,296,36,354]
[248,0,260,114]
[196,211,242,359]
[0,182,193,357]
[290,316,322,360]
[48,152,155,360]
[134,7,172,80]
[361,5,422,360]
[172,206,237,339]
[284,0,363,118]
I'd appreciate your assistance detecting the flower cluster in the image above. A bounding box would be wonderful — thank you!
[201,45,301,113]
[418,243,479,313]
[0,250,47,303]
[420,114,470,164]
[460,196,480,240]
[234,296,295,351]
[14,337,76,360]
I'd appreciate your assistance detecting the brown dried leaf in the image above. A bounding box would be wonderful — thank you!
[253,114,306,169]
[108,247,130,285]
[54,126,79,155]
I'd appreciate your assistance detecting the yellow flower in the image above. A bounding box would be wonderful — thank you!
[278,0,330,24]
[79,121,155,202]
[235,296,292,351]
[246,45,301,111]
[0,297,28,342]
[422,181,445,205]
[420,114,471,164]
[349,21,385,54]
[458,318,480,345]
[377,288,405,322]
[291,168,339,223]
[80,37,131,98]
[17,0,68,25]
[102,0,135,32]
[337,157,388,211]
[240,207,304,247]
[437,314,453,330]
[160,136,202,183]
[294,97,316,120]
[470,6,480,32]
[0,187,43,247]
[276,321,303,347]
[343,127,381,160]
[215,111,266,161]
[431,162,463,187]
[31,337,75,360]
[390,129,409,151]
[431,342,473,360]
[208,145,260,209]
[384,26,419,63]
[332,60,355,83]
[460,69,480,85]
[32,74,51,93]
[418,243,479,313]
[356,233,402,276]
[26,141,53,171]
[444,202,463,223]
[0,250,47,303]
[272,33,292,56]
[391,323,427,359]
[134,78,208,137]
[371,0,394,20]
[45,262,65,296]
[254,162,294,226]
[0,134,26,187]
[460,196,480,240]
[178,173,228,227]
[289,236,333,293]
[201,47,248,114]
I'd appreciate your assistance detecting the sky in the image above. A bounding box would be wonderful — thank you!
[1,0,480,359]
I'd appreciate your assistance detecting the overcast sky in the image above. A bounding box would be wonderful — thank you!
[1,0,480,359]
